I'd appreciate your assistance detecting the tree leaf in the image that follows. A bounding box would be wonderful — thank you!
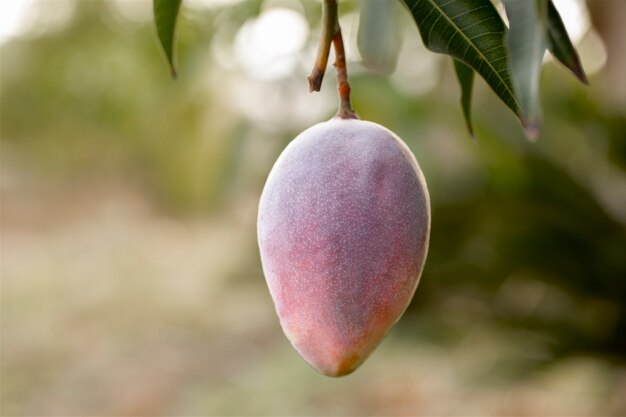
[357,0,402,75]
[503,0,548,140]
[401,0,521,120]
[545,0,588,84]
[453,59,474,136]
[154,0,182,78]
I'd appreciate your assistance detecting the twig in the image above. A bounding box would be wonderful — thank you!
[307,0,337,92]
[307,0,357,119]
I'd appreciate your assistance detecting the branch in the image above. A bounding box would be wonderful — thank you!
[307,0,337,92]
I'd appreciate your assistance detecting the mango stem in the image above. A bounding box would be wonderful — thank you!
[307,0,357,120]
[332,26,357,119]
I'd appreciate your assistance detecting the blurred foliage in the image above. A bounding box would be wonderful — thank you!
[1,0,625,415]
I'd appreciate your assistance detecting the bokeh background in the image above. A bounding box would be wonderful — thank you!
[1,0,625,415]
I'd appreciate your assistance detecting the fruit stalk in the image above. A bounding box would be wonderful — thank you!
[332,27,357,119]
[307,0,357,120]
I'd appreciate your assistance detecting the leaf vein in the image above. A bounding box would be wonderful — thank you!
[448,5,491,20]
[427,14,445,43]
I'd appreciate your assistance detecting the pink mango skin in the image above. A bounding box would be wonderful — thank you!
[258,118,430,377]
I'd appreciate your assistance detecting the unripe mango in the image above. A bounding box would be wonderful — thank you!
[258,118,430,376]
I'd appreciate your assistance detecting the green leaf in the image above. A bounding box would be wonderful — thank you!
[453,59,474,136]
[400,0,521,120]
[503,0,548,140]
[154,0,182,78]
[545,0,588,84]
[357,0,402,75]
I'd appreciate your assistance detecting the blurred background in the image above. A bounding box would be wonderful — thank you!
[1,0,625,415]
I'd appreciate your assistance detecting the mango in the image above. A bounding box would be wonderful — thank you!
[257,118,430,376]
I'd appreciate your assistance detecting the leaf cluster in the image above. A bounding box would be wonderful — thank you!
[153,0,587,139]
[402,0,587,139]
